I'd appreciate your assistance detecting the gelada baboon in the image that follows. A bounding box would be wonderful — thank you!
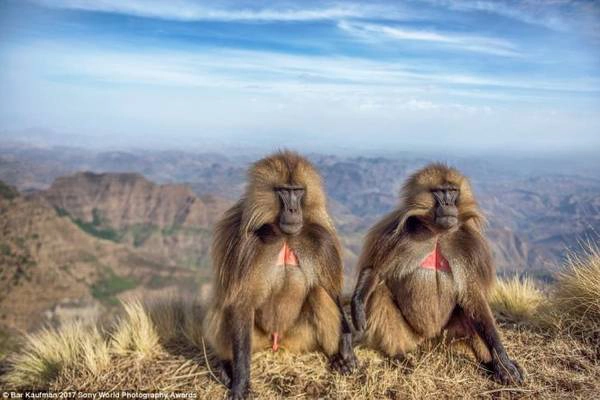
[351,163,523,384]
[203,150,356,399]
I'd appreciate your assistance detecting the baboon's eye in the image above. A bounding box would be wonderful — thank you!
[275,185,305,200]
[293,188,305,197]
[431,186,459,205]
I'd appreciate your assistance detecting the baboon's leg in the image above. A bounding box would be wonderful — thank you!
[306,286,357,373]
[444,307,492,364]
[277,314,317,353]
[365,284,420,358]
[307,286,342,355]
[212,359,232,388]
[224,304,253,400]
[203,304,236,386]
[332,295,358,373]
[203,305,232,360]
[460,292,524,385]
[351,267,379,334]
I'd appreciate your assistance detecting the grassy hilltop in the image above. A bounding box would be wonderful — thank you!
[1,245,599,399]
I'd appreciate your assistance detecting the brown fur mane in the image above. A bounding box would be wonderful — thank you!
[211,150,338,302]
[357,163,489,278]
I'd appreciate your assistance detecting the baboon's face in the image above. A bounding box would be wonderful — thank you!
[431,183,459,230]
[275,184,305,235]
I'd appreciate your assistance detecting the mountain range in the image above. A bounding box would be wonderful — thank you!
[1,144,599,351]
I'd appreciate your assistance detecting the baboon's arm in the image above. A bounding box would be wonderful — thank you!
[225,304,253,399]
[351,267,379,332]
[461,291,506,355]
[460,290,524,384]
[336,296,355,362]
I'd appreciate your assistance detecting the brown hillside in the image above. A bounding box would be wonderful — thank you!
[39,172,231,270]
[41,171,224,228]
[0,195,195,337]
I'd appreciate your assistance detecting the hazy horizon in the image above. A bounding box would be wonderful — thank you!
[3,129,600,182]
[1,0,599,153]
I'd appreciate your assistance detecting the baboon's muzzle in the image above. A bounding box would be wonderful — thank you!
[276,185,304,235]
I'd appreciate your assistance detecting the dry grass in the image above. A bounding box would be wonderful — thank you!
[549,243,600,343]
[111,300,160,357]
[2,245,600,398]
[3,323,109,388]
[44,329,600,399]
[490,276,545,324]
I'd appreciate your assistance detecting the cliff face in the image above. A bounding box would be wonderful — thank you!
[39,172,231,270]
[1,149,598,341]
[0,196,98,331]
[0,196,196,333]
[0,179,205,334]
[4,146,598,277]
[41,172,223,229]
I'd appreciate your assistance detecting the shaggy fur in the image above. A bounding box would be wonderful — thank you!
[203,150,355,398]
[352,163,523,385]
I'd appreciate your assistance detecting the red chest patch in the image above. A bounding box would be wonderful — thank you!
[420,242,451,272]
[276,242,298,266]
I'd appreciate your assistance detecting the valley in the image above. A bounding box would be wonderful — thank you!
[1,144,599,351]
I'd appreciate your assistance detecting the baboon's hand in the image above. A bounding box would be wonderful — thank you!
[228,386,249,400]
[492,357,524,385]
[351,297,366,332]
[330,351,357,375]
[214,359,232,387]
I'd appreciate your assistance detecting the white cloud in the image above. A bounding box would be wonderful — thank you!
[32,0,398,22]
[338,20,521,57]
[2,42,599,151]
[3,1,597,150]
[421,0,600,37]
[11,40,596,97]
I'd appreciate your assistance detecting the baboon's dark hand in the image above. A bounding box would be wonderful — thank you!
[492,357,524,385]
[351,297,366,332]
[228,392,245,400]
[330,351,357,375]
[228,385,249,400]
[213,359,232,387]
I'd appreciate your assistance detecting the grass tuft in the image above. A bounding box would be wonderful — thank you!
[550,242,600,342]
[490,276,545,324]
[3,323,109,388]
[2,244,600,397]
[111,300,160,357]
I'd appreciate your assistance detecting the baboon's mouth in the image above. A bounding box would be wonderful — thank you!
[435,215,458,229]
[279,222,303,235]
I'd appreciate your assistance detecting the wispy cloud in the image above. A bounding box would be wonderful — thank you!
[338,20,521,57]
[2,0,598,150]
[33,0,397,22]
[422,0,600,37]
[12,40,597,97]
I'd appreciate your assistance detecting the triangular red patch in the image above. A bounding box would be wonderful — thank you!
[420,242,451,272]
[276,242,298,266]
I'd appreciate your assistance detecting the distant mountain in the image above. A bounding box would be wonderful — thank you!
[1,145,599,278]
[38,172,231,271]
[2,144,599,365]
[0,188,197,337]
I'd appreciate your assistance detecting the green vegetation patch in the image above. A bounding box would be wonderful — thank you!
[0,181,18,200]
[161,225,210,236]
[128,224,159,247]
[73,218,121,242]
[54,207,69,217]
[91,269,138,305]
[0,327,17,359]
[0,243,11,256]
[58,207,122,242]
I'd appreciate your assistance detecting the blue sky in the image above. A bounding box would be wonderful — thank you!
[0,0,599,153]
